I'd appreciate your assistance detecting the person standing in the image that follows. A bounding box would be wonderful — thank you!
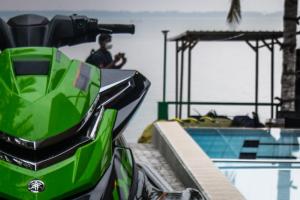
[86,34,127,69]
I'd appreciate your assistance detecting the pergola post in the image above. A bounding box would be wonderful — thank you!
[262,38,276,118]
[187,42,192,117]
[271,38,275,118]
[255,40,259,114]
[175,41,179,117]
[179,41,186,118]
[187,41,197,117]
[247,40,260,115]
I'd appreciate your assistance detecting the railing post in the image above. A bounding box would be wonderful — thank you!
[158,102,169,120]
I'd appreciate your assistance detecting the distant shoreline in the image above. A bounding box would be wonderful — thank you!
[0,10,284,19]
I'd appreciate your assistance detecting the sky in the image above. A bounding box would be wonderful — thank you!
[0,0,285,13]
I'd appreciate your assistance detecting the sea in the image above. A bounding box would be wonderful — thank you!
[0,11,292,142]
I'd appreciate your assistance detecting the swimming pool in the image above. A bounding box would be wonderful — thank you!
[187,128,300,200]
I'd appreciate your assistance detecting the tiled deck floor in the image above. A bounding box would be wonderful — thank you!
[129,143,185,191]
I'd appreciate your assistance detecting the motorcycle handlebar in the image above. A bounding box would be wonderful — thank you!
[97,24,135,34]
[51,15,135,47]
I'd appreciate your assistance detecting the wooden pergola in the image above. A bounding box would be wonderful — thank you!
[159,30,285,120]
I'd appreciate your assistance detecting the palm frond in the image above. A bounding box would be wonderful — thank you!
[227,0,242,24]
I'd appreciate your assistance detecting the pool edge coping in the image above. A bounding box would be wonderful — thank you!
[153,121,246,200]
[185,126,300,133]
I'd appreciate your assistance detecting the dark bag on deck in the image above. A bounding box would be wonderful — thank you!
[232,113,264,128]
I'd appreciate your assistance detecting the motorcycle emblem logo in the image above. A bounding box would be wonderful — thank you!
[28,180,45,193]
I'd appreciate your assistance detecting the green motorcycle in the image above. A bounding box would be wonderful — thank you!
[0,14,205,200]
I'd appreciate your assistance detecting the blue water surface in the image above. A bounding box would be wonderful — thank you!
[186,128,300,200]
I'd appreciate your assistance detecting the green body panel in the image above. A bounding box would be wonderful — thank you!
[0,109,117,200]
[0,47,100,141]
[112,148,134,200]
[0,47,137,199]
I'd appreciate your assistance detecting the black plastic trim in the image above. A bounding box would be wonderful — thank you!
[13,60,50,75]
[99,69,151,139]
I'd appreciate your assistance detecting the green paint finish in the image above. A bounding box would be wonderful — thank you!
[16,76,48,102]
[119,149,133,199]
[0,47,100,141]
[0,109,117,200]
[113,183,120,200]
[0,47,137,200]
[113,148,134,200]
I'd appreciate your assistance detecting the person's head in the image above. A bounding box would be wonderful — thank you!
[98,34,112,50]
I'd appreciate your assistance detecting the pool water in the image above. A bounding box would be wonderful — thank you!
[188,128,300,160]
[187,128,300,200]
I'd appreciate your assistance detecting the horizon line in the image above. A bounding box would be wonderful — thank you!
[0,10,285,14]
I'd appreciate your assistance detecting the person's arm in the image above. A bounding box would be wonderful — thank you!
[103,61,117,69]
[105,53,126,69]
[115,56,127,69]
[111,53,126,69]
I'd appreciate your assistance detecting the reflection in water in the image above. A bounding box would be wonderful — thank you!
[277,168,291,200]
[270,128,281,141]
[277,128,300,200]
[224,170,236,185]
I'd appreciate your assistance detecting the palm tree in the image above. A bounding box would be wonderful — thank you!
[227,0,241,24]
[281,0,298,111]
[227,0,298,112]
